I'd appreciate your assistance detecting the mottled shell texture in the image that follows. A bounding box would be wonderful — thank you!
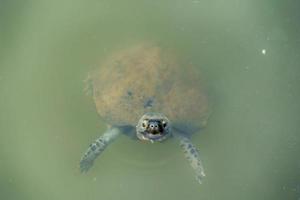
[90,43,209,130]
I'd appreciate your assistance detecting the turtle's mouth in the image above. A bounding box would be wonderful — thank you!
[136,113,171,143]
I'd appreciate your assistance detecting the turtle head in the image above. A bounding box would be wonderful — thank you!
[136,112,171,143]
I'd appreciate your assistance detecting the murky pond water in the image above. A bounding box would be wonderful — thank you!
[1,1,300,200]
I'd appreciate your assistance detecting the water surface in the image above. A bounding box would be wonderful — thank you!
[1,1,300,200]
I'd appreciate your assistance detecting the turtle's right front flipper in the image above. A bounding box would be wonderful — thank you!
[80,127,121,173]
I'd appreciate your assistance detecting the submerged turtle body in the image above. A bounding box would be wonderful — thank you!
[91,43,208,129]
[80,43,209,184]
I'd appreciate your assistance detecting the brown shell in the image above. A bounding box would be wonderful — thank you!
[90,43,209,129]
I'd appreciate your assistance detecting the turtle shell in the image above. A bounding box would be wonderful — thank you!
[89,43,209,131]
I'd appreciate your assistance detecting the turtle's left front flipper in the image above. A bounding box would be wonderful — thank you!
[79,127,121,173]
[174,132,206,184]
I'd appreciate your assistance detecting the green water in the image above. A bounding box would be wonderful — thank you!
[1,1,300,200]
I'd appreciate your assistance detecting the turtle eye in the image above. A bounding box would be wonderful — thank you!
[142,120,148,128]
[162,120,167,127]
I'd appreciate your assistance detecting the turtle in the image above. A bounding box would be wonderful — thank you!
[79,43,209,184]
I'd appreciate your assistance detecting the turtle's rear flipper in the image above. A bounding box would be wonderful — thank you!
[80,127,121,173]
[174,132,205,184]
